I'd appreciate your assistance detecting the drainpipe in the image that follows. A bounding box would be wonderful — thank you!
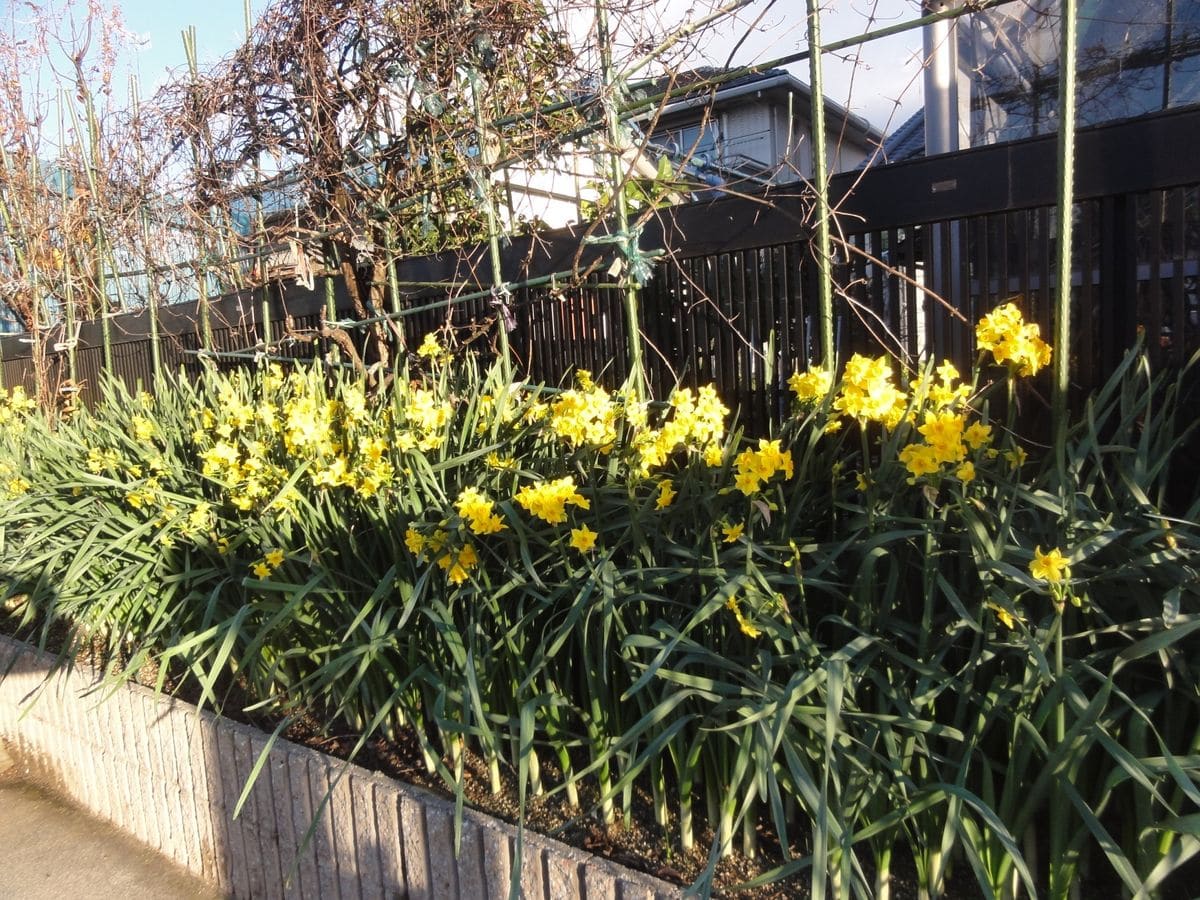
[923,0,967,360]
[923,0,963,157]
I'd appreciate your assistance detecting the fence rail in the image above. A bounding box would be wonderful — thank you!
[3,106,1198,433]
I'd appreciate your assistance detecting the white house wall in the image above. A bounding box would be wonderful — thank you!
[489,97,879,228]
[723,101,775,169]
[782,123,868,183]
[493,146,597,230]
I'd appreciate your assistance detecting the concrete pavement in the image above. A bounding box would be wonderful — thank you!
[0,744,222,900]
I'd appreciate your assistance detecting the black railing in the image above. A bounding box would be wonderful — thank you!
[3,106,1198,434]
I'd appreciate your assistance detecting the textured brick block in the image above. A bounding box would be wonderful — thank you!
[140,692,177,857]
[284,749,321,900]
[423,800,459,900]
[119,688,158,850]
[543,842,586,899]
[185,711,226,889]
[230,728,270,899]
[474,814,514,897]
[102,690,140,837]
[455,815,487,900]
[306,755,342,900]
[371,782,406,896]
[162,704,201,875]
[54,685,88,808]
[349,773,384,898]
[581,862,619,900]
[399,793,431,900]
[243,730,286,899]
[80,698,116,831]
[617,877,656,900]
[328,765,361,899]
[519,836,546,900]
[201,715,243,897]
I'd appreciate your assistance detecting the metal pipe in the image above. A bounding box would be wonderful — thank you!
[923,1,961,157]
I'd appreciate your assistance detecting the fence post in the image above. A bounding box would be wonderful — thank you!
[806,0,834,368]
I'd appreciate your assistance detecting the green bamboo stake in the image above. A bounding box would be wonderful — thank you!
[384,223,402,318]
[62,220,78,390]
[182,28,214,355]
[144,209,162,389]
[1053,0,1079,472]
[382,223,405,360]
[595,0,646,400]
[97,231,113,380]
[131,77,162,390]
[55,97,78,389]
[242,7,272,357]
[1050,5,1079,897]
[324,270,340,366]
[469,67,512,380]
[198,261,213,353]
[258,227,271,351]
[807,0,834,367]
[68,74,114,379]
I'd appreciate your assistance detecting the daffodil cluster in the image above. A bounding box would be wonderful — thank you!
[191,366,431,513]
[251,547,286,580]
[788,367,833,403]
[733,438,794,496]
[455,487,506,535]
[833,354,908,427]
[631,386,728,474]
[547,371,620,451]
[514,476,590,524]
[725,594,761,638]
[0,460,30,497]
[913,361,973,409]
[0,386,37,435]
[404,524,480,585]
[975,302,1052,376]
[898,410,992,484]
[416,331,445,360]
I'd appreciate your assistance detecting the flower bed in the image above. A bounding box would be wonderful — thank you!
[1,306,1197,896]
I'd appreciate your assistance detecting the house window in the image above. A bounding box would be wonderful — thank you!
[661,121,720,165]
[963,0,1200,145]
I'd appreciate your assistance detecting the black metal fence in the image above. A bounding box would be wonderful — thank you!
[3,106,1198,434]
[833,105,1200,398]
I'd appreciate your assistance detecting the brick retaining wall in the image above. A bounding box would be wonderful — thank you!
[0,635,680,899]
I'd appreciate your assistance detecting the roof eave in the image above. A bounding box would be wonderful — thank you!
[643,71,884,145]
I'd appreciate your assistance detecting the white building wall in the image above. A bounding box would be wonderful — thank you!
[494,144,597,230]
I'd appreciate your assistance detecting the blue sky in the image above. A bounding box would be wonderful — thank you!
[120,0,270,88]
[110,0,923,129]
